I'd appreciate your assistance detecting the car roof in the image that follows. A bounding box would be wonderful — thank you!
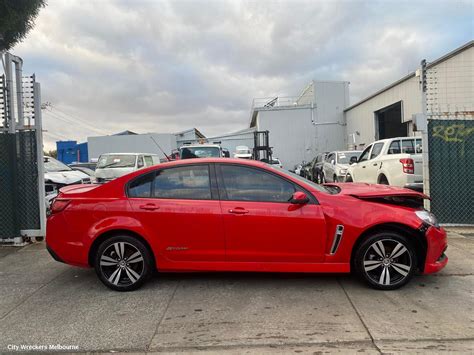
[180,144,221,148]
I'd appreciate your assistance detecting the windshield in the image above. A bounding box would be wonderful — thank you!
[236,149,251,154]
[180,147,221,158]
[337,152,361,164]
[97,155,137,169]
[44,157,72,172]
[269,166,335,194]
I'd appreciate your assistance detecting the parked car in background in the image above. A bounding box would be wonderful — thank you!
[95,153,160,183]
[292,163,303,175]
[309,152,328,183]
[233,145,252,159]
[344,137,423,191]
[44,156,91,198]
[299,160,312,178]
[180,144,223,159]
[260,157,283,169]
[69,162,97,171]
[47,158,447,292]
[68,165,96,183]
[322,151,362,183]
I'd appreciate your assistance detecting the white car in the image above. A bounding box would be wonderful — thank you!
[44,156,91,192]
[179,144,223,159]
[233,145,252,159]
[344,137,423,191]
[44,156,91,210]
[322,151,362,182]
[261,157,283,169]
[95,153,160,183]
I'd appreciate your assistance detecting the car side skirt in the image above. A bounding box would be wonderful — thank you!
[155,261,350,273]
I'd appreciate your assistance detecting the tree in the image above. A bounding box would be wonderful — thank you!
[0,0,46,51]
[44,149,57,158]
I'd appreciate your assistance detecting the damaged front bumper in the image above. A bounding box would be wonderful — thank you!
[423,225,448,274]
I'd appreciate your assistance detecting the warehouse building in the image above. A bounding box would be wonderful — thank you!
[249,81,349,169]
[345,41,473,149]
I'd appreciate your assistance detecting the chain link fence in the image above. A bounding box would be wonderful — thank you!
[0,55,45,242]
[425,51,474,225]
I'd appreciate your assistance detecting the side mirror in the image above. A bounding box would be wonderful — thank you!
[290,191,309,205]
[350,156,358,165]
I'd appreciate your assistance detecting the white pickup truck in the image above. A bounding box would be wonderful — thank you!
[344,137,423,191]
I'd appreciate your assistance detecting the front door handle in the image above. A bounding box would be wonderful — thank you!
[228,207,249,215]
[139,203,160,211]
[362,165,366,168]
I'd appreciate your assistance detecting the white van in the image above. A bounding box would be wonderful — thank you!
[95,153,160,183]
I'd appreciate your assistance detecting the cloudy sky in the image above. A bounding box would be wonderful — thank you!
[12,0,473,150]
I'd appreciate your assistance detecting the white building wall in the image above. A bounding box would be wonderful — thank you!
[207,128,256,156]
[88,133,177,161]
[345,76,422,148]
[255,81,348,169]
[427,45,473,117]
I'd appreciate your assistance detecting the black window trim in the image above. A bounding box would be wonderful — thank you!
[126,163,218,201]
[215,163,318,205]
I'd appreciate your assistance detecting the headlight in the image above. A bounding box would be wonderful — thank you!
[339,168,347,175]
[415,210,439,227]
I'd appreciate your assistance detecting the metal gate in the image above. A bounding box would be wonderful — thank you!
[0,54,45,243]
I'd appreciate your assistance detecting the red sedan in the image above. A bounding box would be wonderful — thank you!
[46,158,447,291]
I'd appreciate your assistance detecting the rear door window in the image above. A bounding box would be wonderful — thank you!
[153,165,211,200]
[144,156,154,166]
[388,140,401,154]
[128,173,154,198]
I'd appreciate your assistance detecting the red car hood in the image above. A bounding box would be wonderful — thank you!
[323,183,429,200]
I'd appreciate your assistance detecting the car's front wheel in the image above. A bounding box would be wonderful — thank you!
[94,235,153,291]
[354,231,417,290]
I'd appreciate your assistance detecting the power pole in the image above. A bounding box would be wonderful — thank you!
[420,59,430,210]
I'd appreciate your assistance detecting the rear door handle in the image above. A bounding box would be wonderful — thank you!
[373,163,378,166]
[139,203,160,211]
[228,208,249,215]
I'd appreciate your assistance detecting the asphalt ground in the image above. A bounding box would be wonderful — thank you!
[0,228,472,354]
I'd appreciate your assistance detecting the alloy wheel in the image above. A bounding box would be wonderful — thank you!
[363,239,412,286]
[99,242,145,287]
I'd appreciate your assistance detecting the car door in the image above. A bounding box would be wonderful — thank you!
[365,142,384,183]
[217,164,326,263]
[323,153,335,181]
[127,164,225,262]
[351,145,372,182]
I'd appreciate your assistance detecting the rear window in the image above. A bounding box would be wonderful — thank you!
[97,155,136,168]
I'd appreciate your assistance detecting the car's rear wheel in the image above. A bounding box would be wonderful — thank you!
[94,235,153,291]
[378,175,389,185]
[333,174,338,183]
[345,174,353,182]
[354,231,417,290]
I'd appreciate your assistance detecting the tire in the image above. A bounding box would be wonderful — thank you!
[333,175,338,183]
[353,231,417,290]
[378,175,389,185]
[94,235,154,291]
[316,172,322,184]
[345,174,353,183]
[321,173,326,183]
